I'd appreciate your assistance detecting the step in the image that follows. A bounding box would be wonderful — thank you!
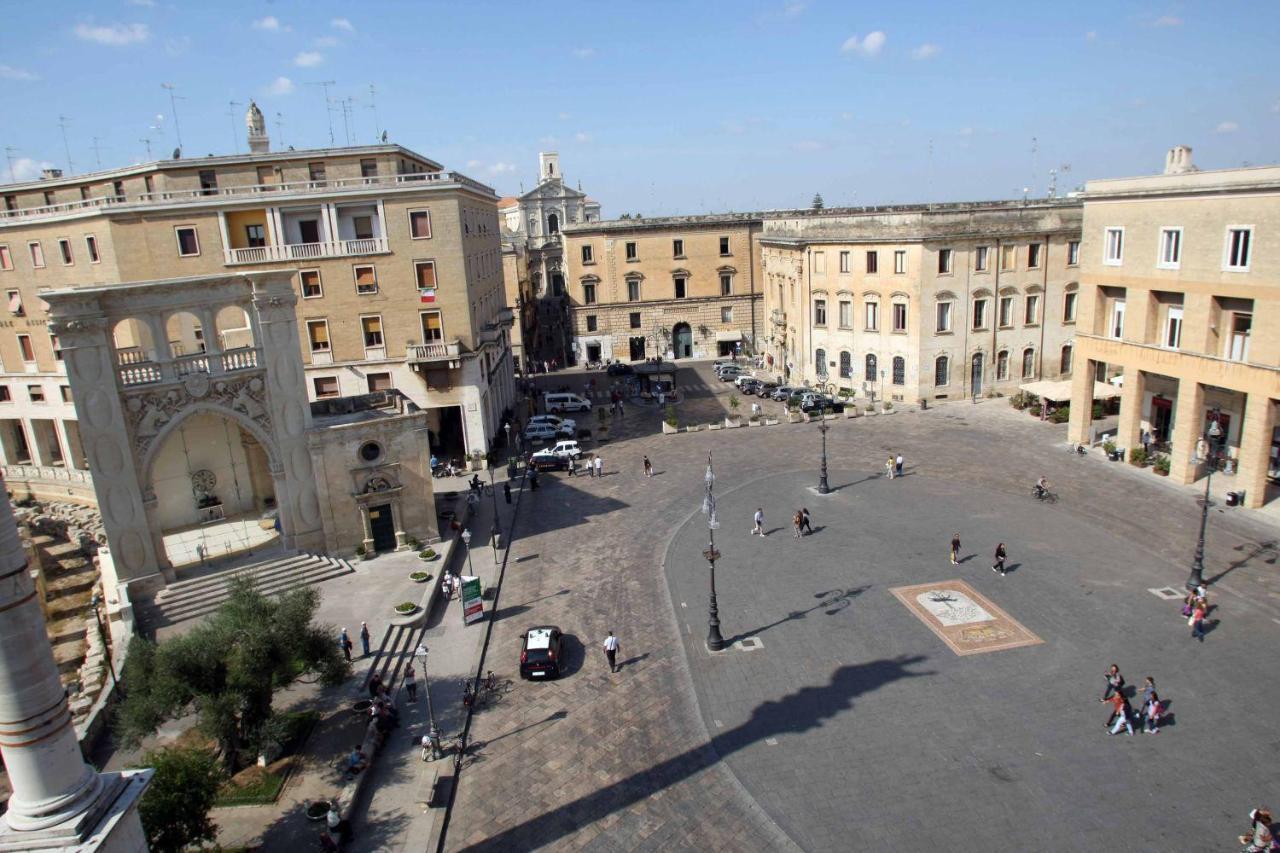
[156,559,344,619]
[153,558,320,607]
[158,553,315,598]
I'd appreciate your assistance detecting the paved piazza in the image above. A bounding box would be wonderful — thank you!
[445,364,1280,852]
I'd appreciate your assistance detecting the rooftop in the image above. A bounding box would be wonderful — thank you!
[1083,163,1280,199]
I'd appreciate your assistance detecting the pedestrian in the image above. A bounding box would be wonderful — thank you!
[544,360,550,374]
[792,510,803,538]
[801,507,813,535]
[992,543,1007,576]
[1190,598,1208,642]
[886,456,895,480]
[503,481,512,504]
[359,622,371,658]
[339,628,353,662]
[404,663,418,703]
[1138,677,1162,734]
[1105,691,1134,735]
[1102,664,1125,701]
[658,390,665,407]
[950,533,961,565]
[1239,808,1274,852]
[895,453,905,477]
[1141,429,1152,456]
[594,455,603,478]
[753,507,765,536]
[368,673,382,699]
[603,631,620,673]
[567,456,576,476]
[643,456,653,478]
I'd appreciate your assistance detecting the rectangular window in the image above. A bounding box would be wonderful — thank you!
[865,302,879,331]
[1225,227,1252,270]
[814,299,827,326]
[352,216,374,240]
[893,250,906,274]
[1000,245,1017,270]
[113,180,125,201]
[50,334,62,361]
[1063,292,1077,323]
[583,283,597,305]
[60,385,72,402]
[414,260,437,290]
[1165,305,1183,349]
[892,303,907,332]
[973,298,988,329]
[813,252,826,274]
[366,372,392,392]
[975,246,989,272]
[586,315,598,332]
[29,241,45,268]
[627,280,641,301]
[719,236,731,256]
[7,290,23,316]
[1104,227,1124,265]
[629,312,641,329]
[1027,243,1042,269]
[308,162,327,184]
[720,274,732,296]
[360,158,378,178]
[18,334,35,362]
[1158,228,1182,269]
[936,302,952,333]
[1067,240,1080,266]
[674,277,687,299]
[998,296,1014,328]
[0,245,11,270]
[43,191,54,207]
[354,265,378,294]
[1227,312,1251,361]
[313,376,339,398]
[672,239,684,258]
[409,210,432,239]
[721,306,733,323]
[85,235,99,263]
[421,311,444,342]
[838,300,852,328]
[198,169,218,195]
[937,248,953,274]
[361,315,384,348]
[0,386,9,402]
[306,320,331,352]
[57,239,73,265]
[625,241,638,261]
[1024,294,1040,325]
[866,251,879,274]
[175,227,200,257]
[245,224,266,248]
[581,245,593,264]
[839,251,850,273]
[27,385,44,403]
[1109,299,1125,339]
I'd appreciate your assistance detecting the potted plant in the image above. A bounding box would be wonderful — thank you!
[662,405,679,434]
[726,394,741,426]
[1128,447,1149,467]
[410,571,432,583]
[881,400,894,412]
[394,601,419,615]
[469,451,485,471]
[355,544,373,561]
[405,537,421,551]
[1102,439,1120,461]
[418,548,437,561]
[1153,455,1171,476]
[787,403,803,424]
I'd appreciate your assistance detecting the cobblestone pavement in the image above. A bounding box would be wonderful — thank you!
[444,362,1280,852]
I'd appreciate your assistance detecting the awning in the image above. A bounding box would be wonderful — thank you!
[1017,379,1120,402]
[715,330,743,342]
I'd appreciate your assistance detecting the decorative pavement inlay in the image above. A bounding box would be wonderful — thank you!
[889,579,1044,656]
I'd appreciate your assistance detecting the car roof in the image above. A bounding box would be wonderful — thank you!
[525,626,560,649]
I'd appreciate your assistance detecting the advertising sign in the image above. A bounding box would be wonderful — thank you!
[460,576,484,624]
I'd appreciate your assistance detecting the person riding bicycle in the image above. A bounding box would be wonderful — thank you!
[1035,476,1050,499]
[469,474,483,494]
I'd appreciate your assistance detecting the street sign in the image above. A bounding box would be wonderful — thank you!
[460,576,484,624]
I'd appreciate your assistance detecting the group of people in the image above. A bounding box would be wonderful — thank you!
[1183,585,1211,642]
[567,454,605,477]
[338,623,373,662]
[791,508,814,538]
[885,453,905,479]
[1099,665,1164,735]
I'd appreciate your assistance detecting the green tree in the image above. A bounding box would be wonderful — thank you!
[137,745,222,853]
[116,578,349,772]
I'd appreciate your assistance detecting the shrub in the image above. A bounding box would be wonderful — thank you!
[1091,401,1105,420]
[1048,405,1070,424]
[418,548,436,560]
[137,745,222,853]
[410,571,431,582]
[664,405,678,427]
[1153,455,1171,475]
[394,601,417,614]
[1102,440,1117,456]
[729,393,740,411]
[882,400,894,411]
[1128,447,1149,467]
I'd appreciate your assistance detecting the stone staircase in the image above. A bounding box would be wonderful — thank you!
[31,534,98,685]
[137,552,355,633]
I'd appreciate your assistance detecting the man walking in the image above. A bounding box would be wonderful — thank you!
[404,663,418,703]
[895,453,905,478]
[594,455,603,478]
[603,631,620,673]
[504,481,512,504]
[992,542,1008,576]
[643,456,653,478]
[752,507,765,536]
[359,621,371,658]
[339,628,353,662]
[801,508,813,536]
[950,533,961,565]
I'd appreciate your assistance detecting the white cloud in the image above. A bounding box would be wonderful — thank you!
[1215,120,1239,133]
[9,157,57,182]
[264,76,295,96]
[0,65,39,81]
[294,51,323,67]
[572,47,596,59]
[466,159,482,168]
[792,140,826,152]
[331,17,355,32]
[164,35,191,57]
[1153,15,1182,27]
[840,30,885,58]
[783,1,807,17]
[1085,30,1097,41]
[252,15,285,31]
[487,162,516,176]
[540,135,558,146]
[911,43,940,60]
[958,127,974,136]
[558,111,571,120]
[127,0,156,6]
[314,35,339,48]
[74,22,150,46]
[574,132,592,143]
[840,112,854,121]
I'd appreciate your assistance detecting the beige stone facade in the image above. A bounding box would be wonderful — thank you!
[561,214,764,363]
[1067,148,1280,508]
[760,202,1083,402]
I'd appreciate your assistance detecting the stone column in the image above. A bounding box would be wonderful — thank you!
[1117,368,1145,460]
[392,498,407,550]
[1066,358,1095,446]
[1168,380,1206,485]
[358,504,374,552]
[1237,395,1277,509]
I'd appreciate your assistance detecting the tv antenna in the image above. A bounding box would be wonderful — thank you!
[1030,136,1039,197]
[4,147,18,183]
[161,83,185,154]
[306,80,337,146]
[340,97,355,146]
[228,100,243,154]
[275,112,287,148]
[91,136,106,170]
[57,115,75,174]
[367,83,381,143]
[139,136,153,160]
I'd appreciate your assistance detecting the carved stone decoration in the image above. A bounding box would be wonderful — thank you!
[124,371,272,459]
[183,372,211,399]
[191,469,217,497]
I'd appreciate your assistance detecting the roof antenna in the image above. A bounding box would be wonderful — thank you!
[4,147,18,183]
[58,115,75,174]
[274,112,286,149]
[91,136,105,170]
[306,80,337,146]
[367,83,381,143]
[161,83,185,154]
[228,100,243,154]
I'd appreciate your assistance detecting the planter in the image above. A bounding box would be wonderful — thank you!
[409,572,432,583]
[469,458,485,472]
[787,413,803,424]
[748,418,762,427]
[725,418,742,428]
[418,549,437,561]
[358,550,375,561]
[662,421,678,434]
[306,801,331,822]
[1153,468,1169,477]
[709,423,722,431]
[764,418,779,426]
[393,602,420,616]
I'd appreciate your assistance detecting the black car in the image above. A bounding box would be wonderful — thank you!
[520,625,564,679]
[801,395,845,414]
[756,382,778,397]
[528,453,569,472]
[606,362,635,376]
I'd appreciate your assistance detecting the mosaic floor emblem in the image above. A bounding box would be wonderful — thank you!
[889,579,1043,656]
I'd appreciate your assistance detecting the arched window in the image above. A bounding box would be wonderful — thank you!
[839,351,852,379]
[996,350,1010,380]
[547,213,559,234]
[1022,347,1035,379]
[892,356,905,385]
[1060,343,1074,375]
[815,348,826,376]
[934,355,949,387]
[865,353,877,381]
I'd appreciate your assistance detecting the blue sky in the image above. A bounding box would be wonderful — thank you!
[2,1,1277,214]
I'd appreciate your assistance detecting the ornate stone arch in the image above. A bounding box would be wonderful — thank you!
[137,397,280,493]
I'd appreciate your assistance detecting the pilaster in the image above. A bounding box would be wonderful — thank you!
[1169,380,1206,485]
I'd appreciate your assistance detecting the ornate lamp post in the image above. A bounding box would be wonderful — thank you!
[414,644,442,759]
[816,414,831,495]
[487,466,502,563]
[460,529,473,576]
[701,453,727,651]
[1186,407,1224,591]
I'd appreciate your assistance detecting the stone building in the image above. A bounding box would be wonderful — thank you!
[759,201,1083,401]
[1067,147,1280,507]
[561,213,765,363]
[0,107,514,510]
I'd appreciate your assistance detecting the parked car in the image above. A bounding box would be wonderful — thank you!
[756,382,779,397]
[543,392,592,413]
[606,362,635,376]
[519,625,564,679]
[738,378,762,394]
[529,414,577,435]
[528,452,569,471]
[734,373,758,389]
[542,440,582,460]
[718,367,743,382]
[771,385,798,401]
[800,394,845,414]
[523,422,559,442]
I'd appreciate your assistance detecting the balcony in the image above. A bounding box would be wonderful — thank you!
[495,307,515,326]
[405,340,462,367]
[771,309,786,326]
[116,347,262,388]
[224,237,388,265]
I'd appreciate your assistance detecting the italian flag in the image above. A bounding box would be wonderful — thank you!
[420,288,436,303]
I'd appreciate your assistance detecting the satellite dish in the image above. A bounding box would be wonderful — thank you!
[381,130,388,143]
[171,147,182,159]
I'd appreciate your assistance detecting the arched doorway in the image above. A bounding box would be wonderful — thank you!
[971,353,984,397]
[547,212,560,235]
[672,323,693,359]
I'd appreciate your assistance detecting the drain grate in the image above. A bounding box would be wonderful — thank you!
[1148,587,1184,600]
[734,636,763,651]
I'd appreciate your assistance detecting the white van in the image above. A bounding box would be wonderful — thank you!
[544,392,592,413]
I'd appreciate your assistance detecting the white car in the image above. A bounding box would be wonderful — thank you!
[544,440,582,459]
[523,422,559,442]
[529,414,577,435]
[734,373,758,389]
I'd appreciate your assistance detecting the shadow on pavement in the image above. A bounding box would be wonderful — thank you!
[724,585,870,646]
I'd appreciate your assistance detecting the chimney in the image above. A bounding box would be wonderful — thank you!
[39,168,63,181]
[1164,145,1196,175]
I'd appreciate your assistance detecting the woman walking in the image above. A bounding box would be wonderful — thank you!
[1102,664,1125,701]
[1105,691,1134,736]
[1190,598,1208,642]
[950,533,961,565]
[800,508,813,536]
[992,543,1008,576]
[792,510,804,539]
[886,456,895,480]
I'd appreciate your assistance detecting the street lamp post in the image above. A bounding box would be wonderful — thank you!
[461,529,473,576]
[414,644,441,759]
[701,453,727,651]
[487,466,501,563]
[816,414,830,495]
[1186,408,1224,591]
[89,592,119,694]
